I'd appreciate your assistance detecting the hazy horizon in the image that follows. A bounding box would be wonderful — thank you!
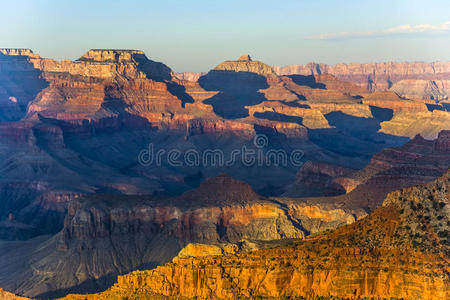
[1,0,450,72]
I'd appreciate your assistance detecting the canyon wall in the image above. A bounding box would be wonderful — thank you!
[63,170,450,300]
[273,61,450,96]
[0,175,357,298]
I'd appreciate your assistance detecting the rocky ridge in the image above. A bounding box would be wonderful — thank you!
[1,49,450,243]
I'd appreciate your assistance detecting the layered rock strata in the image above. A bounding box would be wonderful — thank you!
[64,170,450,300]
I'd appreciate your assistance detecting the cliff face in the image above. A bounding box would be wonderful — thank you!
[274,61,450,94]
[177,61,450,98]
[0,49,48,121]
[1,49,450,299]
[64,170,450,300]
[174,72,206,82]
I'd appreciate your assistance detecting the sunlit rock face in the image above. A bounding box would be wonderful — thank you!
[63,170,450,300]
[0,288,29,300]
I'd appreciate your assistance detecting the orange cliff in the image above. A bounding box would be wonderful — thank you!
[62,170,450,300]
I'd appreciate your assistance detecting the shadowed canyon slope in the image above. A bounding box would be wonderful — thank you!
[64,170,450,300]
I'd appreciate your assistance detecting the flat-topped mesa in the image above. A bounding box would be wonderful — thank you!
[213,54,278,77]
[0,48,40,60]
[77,49,146,63]
[69,49,173,80]
[0,48,35,56]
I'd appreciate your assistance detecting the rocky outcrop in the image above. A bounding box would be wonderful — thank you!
[63,170,450,300]
[2,49,450,299]
[1,49,449,243]
[0,49,48,121]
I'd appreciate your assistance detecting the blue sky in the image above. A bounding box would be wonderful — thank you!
[1,0,450,72]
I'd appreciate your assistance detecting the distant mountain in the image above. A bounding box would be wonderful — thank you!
[177,61,450,100]
[274,61,450,96]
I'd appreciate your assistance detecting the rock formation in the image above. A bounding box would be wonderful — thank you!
[300,130,450,212]
[5,126,449,298]
[1,48,450,299]
[283,161,355,197]
[63,170,450,299]
[391,79,450,100]
[0,289,29,300]
[0,174,358,298]
[0,48,449,241]
[274,61,450,93]
[174,72,206,82]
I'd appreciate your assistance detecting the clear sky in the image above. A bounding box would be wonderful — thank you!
[1,0,450,72]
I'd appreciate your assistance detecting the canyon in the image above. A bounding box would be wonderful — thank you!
[0,131,448,298]
[63,169,450,300]
[0,48,450,299]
